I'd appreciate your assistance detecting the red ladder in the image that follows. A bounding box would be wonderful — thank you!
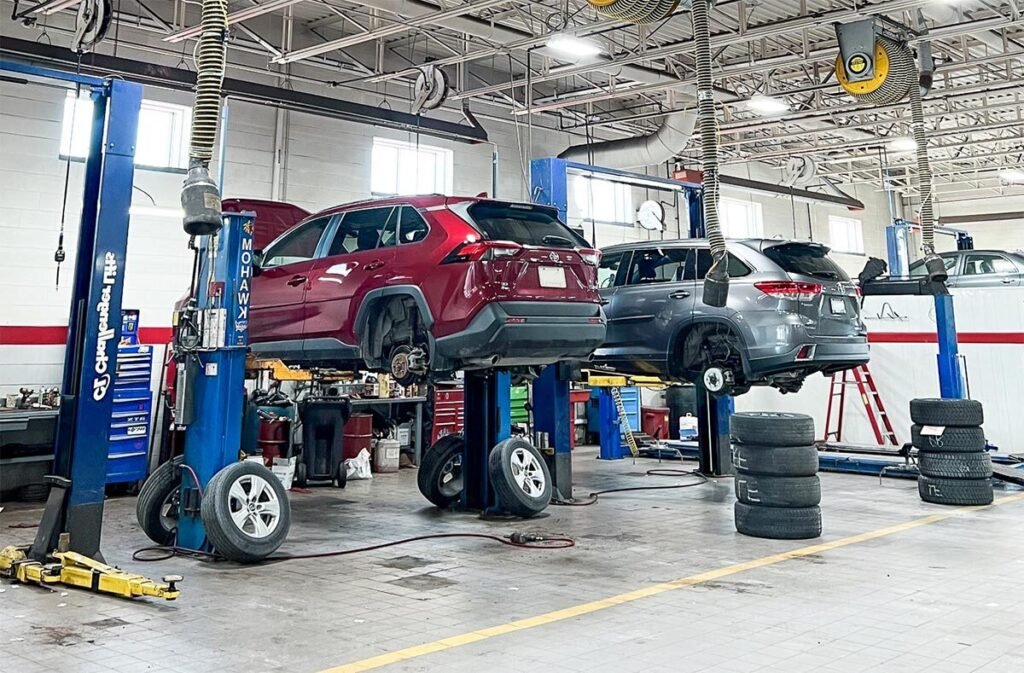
[823,364,899,446]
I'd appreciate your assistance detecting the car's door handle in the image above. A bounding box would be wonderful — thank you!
[1001,278,1014,285]
[669,290,691,299]
[365,260,386,271]
[287,275,307,287]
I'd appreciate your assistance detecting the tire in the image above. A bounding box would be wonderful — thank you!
[910,398,983,427]
[136,456,183,545]
[417,434,465,508]
[730,412,815,447]
[201,461,291,563]
[734,502,822,540]
[488,437,552,518]
[735,474,821,508]
[911,425,985,453]
[918,475,993,506]
[294,461,307,487]
[731,444,819,477]
[918,452,992,479]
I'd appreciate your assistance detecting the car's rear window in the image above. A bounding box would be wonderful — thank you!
[466,202,589,248]
[763,243,849,281]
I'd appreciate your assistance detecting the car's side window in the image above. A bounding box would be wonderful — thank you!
[684,250,751,280]
[963,253,1017,275]
[598,252,625,288]
[626,248,691,285]
[398,207,430,244]
[263,216,332,267]
[910,254,957,278]
[326,207,396,256]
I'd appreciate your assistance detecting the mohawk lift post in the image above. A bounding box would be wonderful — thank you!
[0,60,178,600]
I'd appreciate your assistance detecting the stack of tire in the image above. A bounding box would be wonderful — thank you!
[731,412,822,540]
[911,398,993,506]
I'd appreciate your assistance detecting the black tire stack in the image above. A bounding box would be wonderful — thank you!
[911,398,993,506]
[731,412,822,540]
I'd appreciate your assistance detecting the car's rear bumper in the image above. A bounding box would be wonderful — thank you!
[748,337,870,376]
[436,301,606,368]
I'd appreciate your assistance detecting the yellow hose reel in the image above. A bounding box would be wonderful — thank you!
[587,0,680,25]
[834,19,916,105]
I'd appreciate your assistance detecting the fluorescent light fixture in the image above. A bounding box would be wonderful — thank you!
[746,95,790,115]
[889,137,917,153]
[999,169,1024,184]
[546,35,602,59]
[130,206,185,219]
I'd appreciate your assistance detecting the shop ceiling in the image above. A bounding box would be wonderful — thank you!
[6,0,1021,201]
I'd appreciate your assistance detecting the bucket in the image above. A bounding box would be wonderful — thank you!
[373,438,401,473]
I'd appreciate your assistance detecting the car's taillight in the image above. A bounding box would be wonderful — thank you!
[754,281,823,301]
[442,240,522,263]
[578,248,601,266]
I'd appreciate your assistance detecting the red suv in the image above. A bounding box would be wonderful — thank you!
[247,195,606,383]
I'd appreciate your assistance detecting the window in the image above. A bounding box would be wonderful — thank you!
[568,174,634,228]
[688,250,752,280]
[598,252,625,288]
[263,217,332,267]
[763,242,849,281]
[963,253,1018,276]
[828,215,865,254]
[910,254,957,278]
[626,249,691,285]
[61,91,191,170]
[464,202,587,248]
[398,207,430,244]
[719,198,764,238]
[371,137,453,196]
[327,207,397,256]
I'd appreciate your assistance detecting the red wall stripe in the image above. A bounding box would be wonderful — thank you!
[869,332,1024,345]
[3,326,1022,346]
[0,326,173,346]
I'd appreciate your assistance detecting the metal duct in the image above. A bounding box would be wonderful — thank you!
[557,110,696,168]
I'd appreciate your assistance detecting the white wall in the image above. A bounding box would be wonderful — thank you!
[936,194,1024,251]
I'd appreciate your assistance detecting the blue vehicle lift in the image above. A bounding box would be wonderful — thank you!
[530,157,734,477]
[0,61,143,562]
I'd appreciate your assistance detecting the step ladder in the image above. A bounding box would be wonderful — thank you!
[824,364,899,446]
[611,387,640,458]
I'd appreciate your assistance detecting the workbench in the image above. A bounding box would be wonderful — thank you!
[0,408,58,500]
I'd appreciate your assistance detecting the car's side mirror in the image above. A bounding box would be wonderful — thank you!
[252,249,264,276]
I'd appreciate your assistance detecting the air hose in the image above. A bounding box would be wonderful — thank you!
[587,0,679,25]
[692,0,729,307]
[180,0,229,237]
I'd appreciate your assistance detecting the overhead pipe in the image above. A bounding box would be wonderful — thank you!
[557,110,697,169]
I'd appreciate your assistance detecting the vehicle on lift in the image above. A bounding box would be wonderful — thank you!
[595,239,869,395]
[908,249,1024,288]
[246,195,607,385]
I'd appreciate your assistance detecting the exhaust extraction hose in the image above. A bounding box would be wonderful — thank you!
[693,0,728,307]
[180,0,229,236]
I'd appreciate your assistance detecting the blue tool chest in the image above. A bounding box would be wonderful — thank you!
[106,310,153,484]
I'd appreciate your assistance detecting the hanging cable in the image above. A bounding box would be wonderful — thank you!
[180,0,228,237]
[692,0,728,307]
[53,80,81,289]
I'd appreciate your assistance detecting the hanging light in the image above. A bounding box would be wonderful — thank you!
[546,35,602,59]
[999,169,1024,184]
[889,137,917,153]
[746,95,790,115]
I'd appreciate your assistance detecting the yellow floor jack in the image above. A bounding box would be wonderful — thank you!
[1,533,181,601]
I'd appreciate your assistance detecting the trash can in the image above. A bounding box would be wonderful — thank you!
[297,399,351,486]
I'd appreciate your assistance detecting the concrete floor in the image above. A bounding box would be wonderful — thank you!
[2,447,1023,673]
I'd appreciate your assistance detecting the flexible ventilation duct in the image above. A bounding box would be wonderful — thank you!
[588,0,679,25]
[557,110,696,169]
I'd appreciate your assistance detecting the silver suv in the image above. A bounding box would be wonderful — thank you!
[595,239,870,394]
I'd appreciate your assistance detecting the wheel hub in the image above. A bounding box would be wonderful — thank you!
[391,351,410,379]
[227,474,280,539]
[509,447,545,498]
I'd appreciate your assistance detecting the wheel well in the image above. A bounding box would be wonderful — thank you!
[360,295,426,368]
[670,321,747,379]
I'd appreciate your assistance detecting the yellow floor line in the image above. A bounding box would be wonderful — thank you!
[319,492,1024,673]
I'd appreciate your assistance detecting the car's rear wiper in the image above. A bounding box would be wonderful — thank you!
[541,234,574,247]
